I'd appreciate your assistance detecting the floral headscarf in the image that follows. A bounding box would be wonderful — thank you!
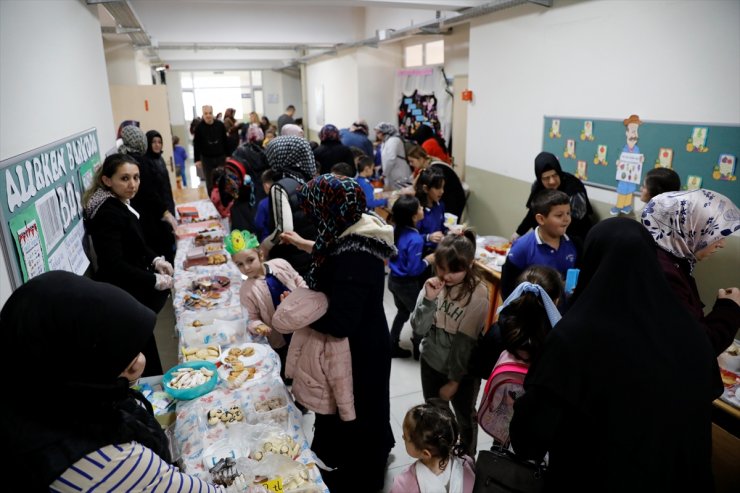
[319,124,340,143]
[298,174,366,286]
[118,125,147,155]
[264,135,316,182]
[641,189,740,270]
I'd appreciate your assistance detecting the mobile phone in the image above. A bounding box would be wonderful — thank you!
[565,268,580,294]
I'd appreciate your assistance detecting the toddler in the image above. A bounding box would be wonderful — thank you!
[392,403,475,493]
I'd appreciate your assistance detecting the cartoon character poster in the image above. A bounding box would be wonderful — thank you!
[611,114,644,216]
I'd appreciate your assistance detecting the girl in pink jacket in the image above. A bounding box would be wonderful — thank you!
[392,403,475,493]
[224,230,306,380]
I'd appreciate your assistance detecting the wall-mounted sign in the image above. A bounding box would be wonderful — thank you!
[0,129,100,288]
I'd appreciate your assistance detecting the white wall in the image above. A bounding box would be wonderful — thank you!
[357,45,405,134]
[306,54,360,135]
[282,73,303,121]
[0,0,115,306]
[104,39,153,86]
[466,0,740,205]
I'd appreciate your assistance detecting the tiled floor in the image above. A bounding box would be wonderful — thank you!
[154,277,492,492]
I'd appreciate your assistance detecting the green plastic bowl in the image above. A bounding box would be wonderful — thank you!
[163,361,219,400]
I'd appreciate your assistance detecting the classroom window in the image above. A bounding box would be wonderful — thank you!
[180,70,264,123]
[425,40,444,65]
[405,44,423,67]
[404,40,445,67]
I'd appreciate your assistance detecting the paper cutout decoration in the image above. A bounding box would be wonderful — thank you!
[575,160,588,181]
[593,144,608,166]
[549,119,561,138]
[686,175,703,190]
[563,139,576,159]
[713,154,737,181]
[580,121,595,141]
[686,127,709,153]
[655,148,673,168]
[616,152,643,185]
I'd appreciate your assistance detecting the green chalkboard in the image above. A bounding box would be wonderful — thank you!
[541,116,739,203]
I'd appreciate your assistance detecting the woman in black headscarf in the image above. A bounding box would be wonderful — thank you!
[513,151,594,244]
[0,272,225,491]
[297,174,397,492]
[509,218,722,492]
[130,129,177,263]
[313,124,356,175]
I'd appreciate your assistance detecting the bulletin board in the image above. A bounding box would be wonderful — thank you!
[541,116,739,202]
[0,129,100,289]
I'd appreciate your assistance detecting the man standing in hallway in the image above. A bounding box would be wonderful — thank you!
[277,105,296,134]
[193,105,227,190]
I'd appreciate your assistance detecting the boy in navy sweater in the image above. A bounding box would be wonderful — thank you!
[501,189,577,299]
[356,156,389,211]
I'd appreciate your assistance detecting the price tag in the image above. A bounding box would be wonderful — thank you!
[264,477,283,492]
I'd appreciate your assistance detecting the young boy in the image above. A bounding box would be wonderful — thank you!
[172,135,188,187]
[356,155,389,211]
[501,189,577,299]
[254,169,278,241]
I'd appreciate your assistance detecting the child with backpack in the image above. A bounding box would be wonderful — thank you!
[411,230,490,458]
[391,403,476,493]
[388,195,434,359]
[477,265,563,445]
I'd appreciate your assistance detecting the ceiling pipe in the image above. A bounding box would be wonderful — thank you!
[291,0,550,66]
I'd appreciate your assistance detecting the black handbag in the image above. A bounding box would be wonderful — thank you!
[473,446,546,493]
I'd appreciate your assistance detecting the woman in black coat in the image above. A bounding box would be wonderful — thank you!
[510,218,722,492]
[129,129,177,263]
[513,151,594,244]
[314,124,356,175]
[297,174,397,492]
[83,153,174,376]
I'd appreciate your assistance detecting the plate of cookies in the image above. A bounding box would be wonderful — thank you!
[219,343,268,367]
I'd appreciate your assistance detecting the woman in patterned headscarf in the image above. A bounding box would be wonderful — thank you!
[296,173,396,492]
[262,136,318,275]
[641,189,740,355]
[313,123,356,175]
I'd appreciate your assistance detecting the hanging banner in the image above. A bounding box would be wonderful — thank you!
[0,128,99,288]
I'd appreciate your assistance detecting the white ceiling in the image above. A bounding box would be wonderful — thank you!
[96,0,528,70]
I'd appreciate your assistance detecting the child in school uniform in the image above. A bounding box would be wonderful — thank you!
[254,169,278,241]
[172,135,188,187]
[224,229,306,379]
[416,167,447,255]
[388,195,433,359]
[501,189,577,299]
[411,230,490,458]
[392,403,475,493]
[357,156,389,211]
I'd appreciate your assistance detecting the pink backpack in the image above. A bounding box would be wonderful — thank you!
[477,360,528,445]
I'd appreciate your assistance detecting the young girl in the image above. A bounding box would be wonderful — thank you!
[410,230,490,457]
[478,265,563,444]
[224,230,306,378]
[392,403,475,493]
[388,195,433,359]
[415,167,447,255]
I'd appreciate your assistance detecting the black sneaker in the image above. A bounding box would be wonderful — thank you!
[391,345,412,358]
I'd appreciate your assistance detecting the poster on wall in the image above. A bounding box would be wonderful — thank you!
[398,89,440,139]
[0,128,99,288]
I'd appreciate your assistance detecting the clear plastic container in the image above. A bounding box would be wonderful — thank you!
[245,387,290,429]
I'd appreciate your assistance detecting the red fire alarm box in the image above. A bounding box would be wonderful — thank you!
[462,90,473,101]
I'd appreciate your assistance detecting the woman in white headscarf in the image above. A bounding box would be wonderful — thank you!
[374,122,412,190]
[641,189,740,355]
